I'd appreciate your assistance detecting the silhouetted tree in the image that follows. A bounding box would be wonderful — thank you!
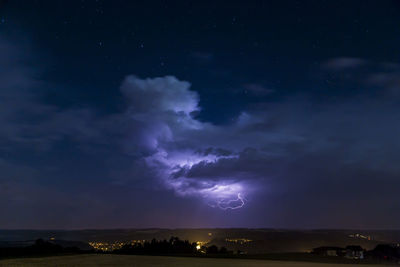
[206,245,219,254]
[219,246,228,254]
[113,237,197,255]
[367,244,400,261]
[0,239,76,258]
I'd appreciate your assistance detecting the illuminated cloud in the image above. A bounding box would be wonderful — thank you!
[120,75,262,209]
[145,147,247,209]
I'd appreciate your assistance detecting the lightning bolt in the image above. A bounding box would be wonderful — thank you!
[146,148,249,210]
[209,193,246,210]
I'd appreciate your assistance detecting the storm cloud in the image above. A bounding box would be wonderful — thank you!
[2,31,400,227]
[115,65,400,213]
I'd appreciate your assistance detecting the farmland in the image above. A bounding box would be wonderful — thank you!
[0,254,385,267]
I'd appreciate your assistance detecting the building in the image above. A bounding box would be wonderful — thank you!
[345,245,364,259]
[312,246,345,257]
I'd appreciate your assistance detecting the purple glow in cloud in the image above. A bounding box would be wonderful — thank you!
[121,75,253,210]
[146,148,248,210]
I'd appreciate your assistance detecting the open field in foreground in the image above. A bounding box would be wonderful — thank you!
[0,254,387,267]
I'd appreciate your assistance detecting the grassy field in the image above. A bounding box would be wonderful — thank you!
[0,254,388,267]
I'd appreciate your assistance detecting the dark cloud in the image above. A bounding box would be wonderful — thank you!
[2,30,400,227]
[191,51,214,62]
[368,71,400,96]
[243,83,275,96]
[323,57,367,70]
[115,67,400,215]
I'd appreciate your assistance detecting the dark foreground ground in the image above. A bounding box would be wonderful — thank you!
[0,254,388,267]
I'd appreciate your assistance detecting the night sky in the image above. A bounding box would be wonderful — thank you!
[1,0,400,229]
